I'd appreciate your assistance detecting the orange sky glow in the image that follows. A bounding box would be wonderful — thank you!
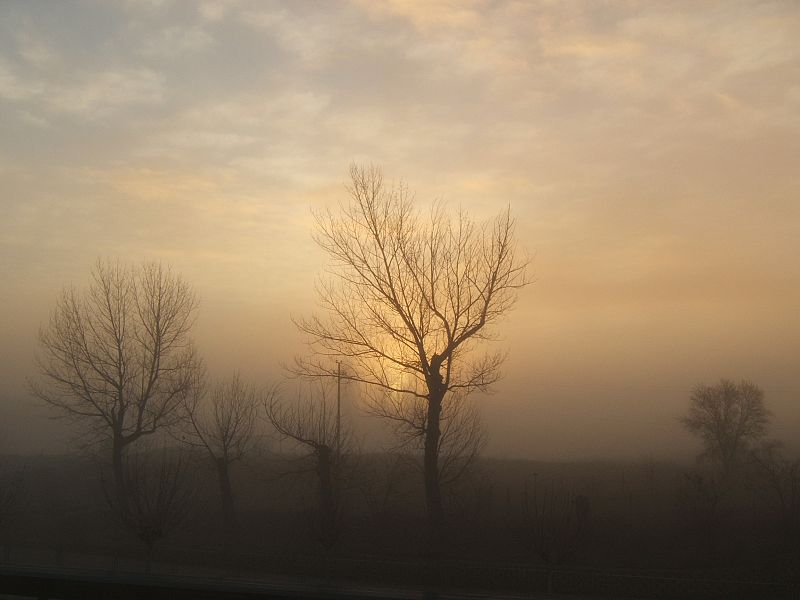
[1,0,798,459]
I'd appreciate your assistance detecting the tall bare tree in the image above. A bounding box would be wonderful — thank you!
[31,259,201,504]
[265,383,352,548]
[369,387,486,492]
[681,379,770,475]
[177,372,259,528]
[295,164,529,538]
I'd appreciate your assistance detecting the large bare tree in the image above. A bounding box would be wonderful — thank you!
[372,387,486,492]
[295,164,529,537]
[177,372,260,528]
[681,379,770,475]
[31,259,201,503]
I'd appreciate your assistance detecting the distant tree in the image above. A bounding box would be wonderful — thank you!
[678,469,725,547]
[104,446,195,572]
[295,164,529,539]
[31,260,201,505]
[750,440,800,533]
[176,372,260,529]
[264,383,353,548]
[359,453,409,544]
[0,467,23,560]
[0,471,22,528]
[521,477,590,591]
[681,379,769,475]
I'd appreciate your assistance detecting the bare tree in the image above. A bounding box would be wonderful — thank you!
[370,387,485,493]
[31,259,201,504]
[295,164,529,538]
[750,440,800,533]
[681,379,769,475]
[104,446,195,572]
[176,372,259,528]
[264,383,353,548]
[359,453,409,543]
[678,469,725,549]
[521,477,590,591]
[0,467,23,561]
[522,478,590,564]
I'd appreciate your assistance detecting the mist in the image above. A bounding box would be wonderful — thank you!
[1,2,799,598]
[2,1,799,462]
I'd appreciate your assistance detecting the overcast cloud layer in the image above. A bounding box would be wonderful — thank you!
[1,0,799,459]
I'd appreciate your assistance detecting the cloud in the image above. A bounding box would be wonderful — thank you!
[134,89,332,176]
[352,0,486,31]
[137,25,214,58]
[2,0,800,457]
[198,0,238,22]
[0,61,164,118]
[15,33,57,68]
[237,5,356,69]
[0,58,44,101]
[45,69,165,116]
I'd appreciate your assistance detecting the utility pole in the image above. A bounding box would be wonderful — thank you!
[336,360,341,457]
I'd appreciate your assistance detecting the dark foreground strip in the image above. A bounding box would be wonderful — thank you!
[0,565,533,600]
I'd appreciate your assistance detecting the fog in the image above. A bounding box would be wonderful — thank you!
[1,1,799,465]
[3,5,800,598]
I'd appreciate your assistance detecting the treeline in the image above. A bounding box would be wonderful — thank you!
[2,165,797,593]
[26,165,531,556]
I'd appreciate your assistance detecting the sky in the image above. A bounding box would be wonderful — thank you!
[1,0,798,460]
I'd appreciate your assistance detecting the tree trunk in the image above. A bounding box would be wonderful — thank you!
[111,435,127,508]
[216,458,236,530]
[317,445,337,548]
[145,543,154,574]
[424,393,444,545]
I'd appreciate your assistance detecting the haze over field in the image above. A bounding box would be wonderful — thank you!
[1,1,798,460]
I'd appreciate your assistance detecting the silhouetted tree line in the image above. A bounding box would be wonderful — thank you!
[27,165,530,559]
[17,166,798,590]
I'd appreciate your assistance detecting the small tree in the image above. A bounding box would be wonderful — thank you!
[264,383,352,548]
[359,453,409,545]
[521,477,590,592]
[678,470,725,549]
[31,260,201,505]
[681,379,769,475]
[750,441,800,533]
[296,164,529,539]
[104,446,195,572]
[0,467,23,562]
[177,372,260,529]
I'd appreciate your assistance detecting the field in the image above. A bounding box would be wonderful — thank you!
[0,452,798,598]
